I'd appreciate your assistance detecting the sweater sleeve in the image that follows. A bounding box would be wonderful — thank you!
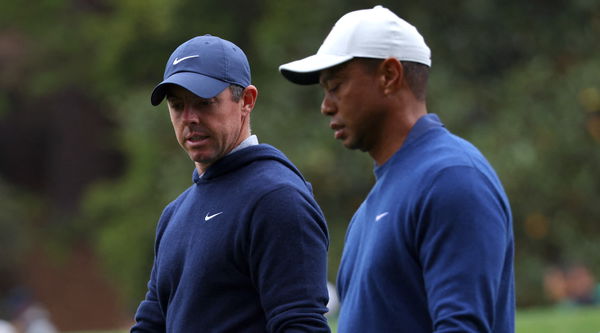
[416,166,512,333]
[130,262,165,332]
[131,203,176,332]
[247,186,331,333]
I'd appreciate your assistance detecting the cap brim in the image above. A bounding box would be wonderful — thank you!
[150,72,230,106]
[279,54,354,85]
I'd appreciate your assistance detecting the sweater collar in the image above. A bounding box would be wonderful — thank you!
[229,134,259,155]
[374,113,444,179]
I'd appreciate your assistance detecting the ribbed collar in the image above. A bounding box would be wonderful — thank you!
[374,113,444,180]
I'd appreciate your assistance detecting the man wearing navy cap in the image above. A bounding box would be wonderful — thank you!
[132,35,330,332]
[280,6,515,333]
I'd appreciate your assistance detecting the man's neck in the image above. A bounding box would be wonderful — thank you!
[370,104,427,166]
[194,134,259,175]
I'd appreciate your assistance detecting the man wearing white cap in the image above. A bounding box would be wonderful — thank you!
[132,35,331,332]
[280,6,515,333]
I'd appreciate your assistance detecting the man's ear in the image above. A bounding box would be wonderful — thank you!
[379,58,403,95]
[241,85,258,115]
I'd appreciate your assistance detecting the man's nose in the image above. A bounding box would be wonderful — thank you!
[182,105,200,124]
[321,94,335,116]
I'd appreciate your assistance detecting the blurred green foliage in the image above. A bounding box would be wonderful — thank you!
[516,306,600,332]
[1,0,599,311]
[0,180,35,290]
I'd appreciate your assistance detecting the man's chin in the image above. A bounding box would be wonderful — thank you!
[189,152,217,165]
[341,138,359,150]
[341,139,369,153]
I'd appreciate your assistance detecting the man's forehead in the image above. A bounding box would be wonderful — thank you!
[319,62,350,85]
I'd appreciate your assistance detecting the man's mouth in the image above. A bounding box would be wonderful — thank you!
[186,133,209,144]
[330,123,345,139]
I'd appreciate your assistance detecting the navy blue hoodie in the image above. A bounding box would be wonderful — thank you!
[132,144,330,332]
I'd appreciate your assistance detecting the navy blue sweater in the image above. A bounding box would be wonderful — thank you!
[337,114,515,332]
[132,144,330,332]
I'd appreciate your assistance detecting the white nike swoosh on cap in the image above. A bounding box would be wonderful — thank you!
[173,55,200,65]
[375,212,389,221]
[205,212,223,221]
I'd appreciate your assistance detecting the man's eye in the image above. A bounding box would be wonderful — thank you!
[195,99,216,107]
[328,82,340,93]
[167,99,183,109]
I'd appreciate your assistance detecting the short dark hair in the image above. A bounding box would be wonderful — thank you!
[356,58,429,101]
[400,61,429,101]
[229,85,244,102]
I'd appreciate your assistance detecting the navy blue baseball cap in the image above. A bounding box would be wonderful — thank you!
[151,35,251,106]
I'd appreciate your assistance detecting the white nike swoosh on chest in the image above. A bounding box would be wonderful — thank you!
[205,212,223,221]
[375,212,389,221]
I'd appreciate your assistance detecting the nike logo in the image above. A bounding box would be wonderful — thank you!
[375,212,389,221]
[205,212,223,221]
[173,55,199,65]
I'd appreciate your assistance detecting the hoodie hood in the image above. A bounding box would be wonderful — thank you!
[192,144,308,186]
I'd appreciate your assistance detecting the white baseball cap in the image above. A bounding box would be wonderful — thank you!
[279,5,431,85]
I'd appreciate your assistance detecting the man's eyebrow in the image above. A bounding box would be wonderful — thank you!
[319,71,338,87]
[320,64,348,87]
